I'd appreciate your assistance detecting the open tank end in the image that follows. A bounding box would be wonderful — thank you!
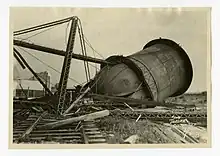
[91,38,193,102]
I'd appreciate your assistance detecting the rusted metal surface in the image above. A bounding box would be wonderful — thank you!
[92,63,145,97]
[92,38,193,103]
[129,38,193,101]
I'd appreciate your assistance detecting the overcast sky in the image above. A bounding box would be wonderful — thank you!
[11,7,210,93]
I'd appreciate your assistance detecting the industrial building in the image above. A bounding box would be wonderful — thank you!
[14,79,44,98]
[13,71,51,98]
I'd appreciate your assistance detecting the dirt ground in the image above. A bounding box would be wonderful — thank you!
[97,116,207,144]
[97,92,208,144]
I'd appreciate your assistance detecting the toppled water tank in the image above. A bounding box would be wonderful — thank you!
[92,38,193,102]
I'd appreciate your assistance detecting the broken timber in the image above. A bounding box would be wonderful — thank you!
[89,93,196,108]
[169,125,199,143]
[63,87,91,115]
[16,111,47,142]
[80,125,89,144]
[38,110,110,130]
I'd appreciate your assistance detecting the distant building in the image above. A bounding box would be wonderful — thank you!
[51,83,59,94]
[14,71,51,98]
[14,79,45,98]
[29,71,51,89]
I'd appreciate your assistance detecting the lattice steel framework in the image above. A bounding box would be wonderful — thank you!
[56,17,78,115]
[110,110,207,123]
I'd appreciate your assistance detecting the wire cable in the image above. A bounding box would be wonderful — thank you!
[17,46,81,85]
[77,19,91,82]
[78,25,89,82]
[14,50,56,87]
[14,16,73,36]
[65,21,71,46]
[14,17,103,89]
[83,36,104,59]
[16,21,70,44]
[22,26,56,40]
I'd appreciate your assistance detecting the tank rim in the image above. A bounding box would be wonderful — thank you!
[143,38,193,96]
[101,55,154,100]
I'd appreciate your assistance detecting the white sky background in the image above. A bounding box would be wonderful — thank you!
[11,7,210,92]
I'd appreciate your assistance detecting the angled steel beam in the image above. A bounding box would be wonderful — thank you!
[13,48,53,96]
[13,52,26,69]
[56,17,78,114]
[14,40,111,65]
[14,16,74,36]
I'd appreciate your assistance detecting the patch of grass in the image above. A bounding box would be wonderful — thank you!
[97,116,170,144]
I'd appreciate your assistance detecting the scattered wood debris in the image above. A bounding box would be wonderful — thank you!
[16,111,48,143]
[38,110,110,130]
[124,135,139,144]
[13,92,207,144]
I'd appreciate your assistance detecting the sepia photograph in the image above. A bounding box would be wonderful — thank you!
[10,7,211,147]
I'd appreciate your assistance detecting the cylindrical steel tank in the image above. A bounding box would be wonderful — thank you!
[91,38,193,102]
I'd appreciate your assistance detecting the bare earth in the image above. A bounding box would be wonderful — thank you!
[97,92,207,144]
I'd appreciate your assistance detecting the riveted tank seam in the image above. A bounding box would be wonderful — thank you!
[102,55,154,100]
[143,38,193,96]
[127,57,159,101]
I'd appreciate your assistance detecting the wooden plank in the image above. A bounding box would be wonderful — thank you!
[21,136,81,140]
[89,93,196,108]
[82,124,97,127]
[38,110,109,130]
[85,131,101,135]
[14,129,81,134]
[84,128,99,131]
[25,133,81,137]
[87,135,104,138]
[81,126,89,144]
[63,87,91,115]
[16,112,47,142]
[88,139,106,143]
[170,125,199,143]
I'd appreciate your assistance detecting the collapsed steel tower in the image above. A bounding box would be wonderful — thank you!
[92,38,193,102]
[13,16,193,113]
